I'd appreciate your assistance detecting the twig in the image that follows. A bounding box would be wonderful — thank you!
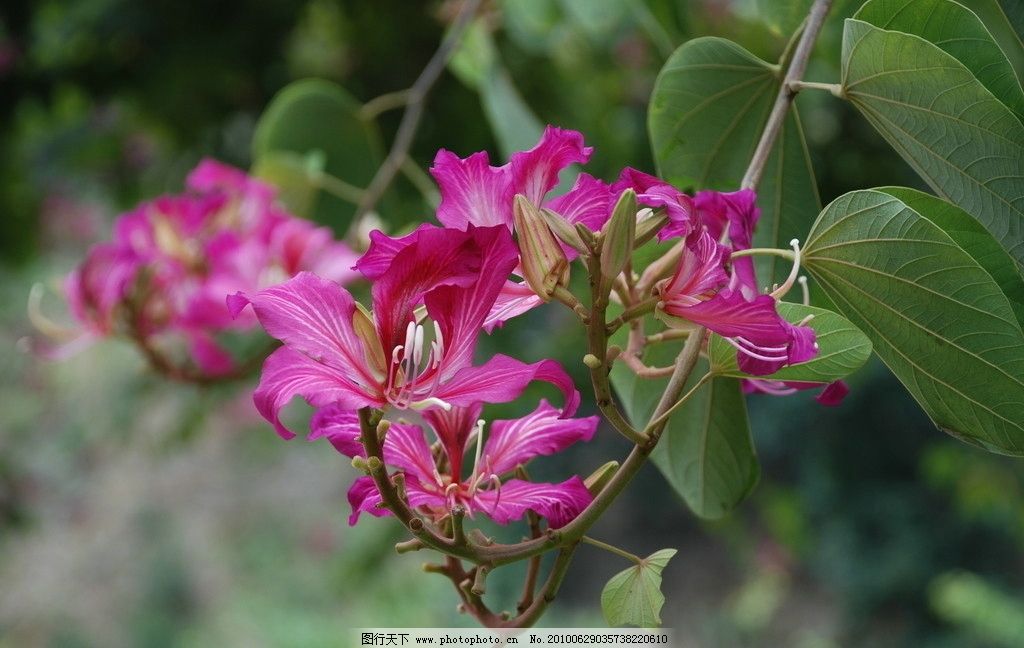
[354,0,482,219]
[581,536,643,564]
[741,0,834,190]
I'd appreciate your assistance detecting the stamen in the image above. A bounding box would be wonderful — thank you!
[413,324,425,365]
[409,397,453,411]
[723,336,789,362]
[798,276,810,306]
[470,419,485,492]
[797,314,815,327]
[770,239,802,299]
[748,380,798,396]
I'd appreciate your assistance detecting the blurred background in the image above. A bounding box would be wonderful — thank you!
[3,0,1024,646]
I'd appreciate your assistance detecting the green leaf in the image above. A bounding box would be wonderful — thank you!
[756,0,814,37]
[876,186,1024,326]
[610,344,760,519]
[840,18,1024,267]
[648,37,821,286]
[450,18,544,158]
[252,79,383,232]
[600,549,678,628]
[251,150,326,218]
[855,0,1024,120]
[709,302,873,383]
[804,189,1024,455]
[960,0,1024,85]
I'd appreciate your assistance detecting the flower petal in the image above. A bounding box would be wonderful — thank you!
[308,403,364,457]
[482,280,545,332]
[186,331,235,376]
[355,223,441,280]
[509,126,593,205]
[612,167,693,240]
[422,404,483,480]
[254,347,378,439]
[431,150,512,229]
[814,380,849,406]
[382,421,441,486]
[481,400,599,476]
[474,477,592,528]
[347,476,388,525]
[432,355,581,416]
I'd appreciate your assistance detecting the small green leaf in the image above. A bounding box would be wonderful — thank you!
[252,79,383,232]
[876,187,1024,326]
[804,189,1024,455]
[840,18,1024,267]
[251,150,325,218]
[649,37,821,286]
[601,548,678,628]
[709,302,873,383]
[855,0,1024,120]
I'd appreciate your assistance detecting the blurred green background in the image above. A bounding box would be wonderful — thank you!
[3,0,1024,646]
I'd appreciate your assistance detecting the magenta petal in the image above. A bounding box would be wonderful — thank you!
[356,223,441,280]
[475,477,592,528]
[509,126,593,205]
[242,272,380,391]
[482,280,544,333]
[423,225,519,373]
[381,421,441,486]
[431,149,513,229]
[659,229,730,306]
[481,400,598,476]
[253,347,378,439]
[347,476,388,525]
[814,380,849,406]
[433,355,581,417]
[671,291,787,341]
[422,404,483,480]
[736,318,817,376]
[308,404,364,457]
[612,167,694,240]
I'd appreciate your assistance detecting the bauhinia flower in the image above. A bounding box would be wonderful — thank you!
[310,400,598,528]
[62,159,357,376]
[655,194,817,377]
[610,167,695,241]
[229,224,580,439]
[430,126,617,328]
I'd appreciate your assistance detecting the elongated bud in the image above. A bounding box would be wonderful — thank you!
[634,208,670,248]
[513,195,569,300]
[600,189,637,282]
[574,221,598,250]
[585,460,620,496]
[395,538,424,554]
[541,207,589,254]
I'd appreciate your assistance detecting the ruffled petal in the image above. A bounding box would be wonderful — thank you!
[481,400,599,476]
[347,476,387,525]
[308,403,364,457]
[355,223,441,280]
[431,150,513,229]
[474,477,592,528]
[253,347,379,439]
[432,355,580,416]
[232,272,381,393]
[509,126,593,205]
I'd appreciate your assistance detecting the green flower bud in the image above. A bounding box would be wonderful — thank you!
[513,194,570,300]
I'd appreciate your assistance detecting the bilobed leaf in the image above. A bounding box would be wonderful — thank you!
[610,346,760,519]
[648,37,821,286]
[601,549,678,628]
[840,18,1024,267]
[252,79,383,232]
[855,0,1024,120]
[876,186,1024,326]
[709,303,873,382]
[804,190,1024,455]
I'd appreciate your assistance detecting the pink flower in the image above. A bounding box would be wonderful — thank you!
[657,217,817,377]
[230,224,581,439]
[430,126,616,329]
[611,167,695,240]
[310,401,598,528]
[63,159,357,376]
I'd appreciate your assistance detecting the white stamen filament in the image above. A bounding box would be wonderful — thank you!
[468,419,486,495]
[388,318,449,409]
[770,239,802,299]
[723,335,790,362]
[798,276,810,306]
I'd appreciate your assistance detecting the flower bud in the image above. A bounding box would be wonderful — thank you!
[540,207,589,255]
[600,189,637,282]
[513,194,569,301]
[584,460,620,496]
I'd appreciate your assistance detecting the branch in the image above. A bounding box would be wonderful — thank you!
[741,0,834,190]
[354,0,482,219]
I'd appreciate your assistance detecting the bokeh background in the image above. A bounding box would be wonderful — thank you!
[3,0,1024,646]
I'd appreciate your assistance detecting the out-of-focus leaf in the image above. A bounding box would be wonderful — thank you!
[840,19,1024,266]
[252,79,382,233]
[804,190,1024,455]
[648,37,821,286]
[756,0,814,37]
[600,549,677,627]
[709,302,873,383]
[877,187,1024,326]
[251,150,326,219]
[855,0,1024,120]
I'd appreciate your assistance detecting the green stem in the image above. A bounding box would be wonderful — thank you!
[788,80,843,96]
[645,372,712,432]
[581,536,643,564]
[606,297,659,335]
